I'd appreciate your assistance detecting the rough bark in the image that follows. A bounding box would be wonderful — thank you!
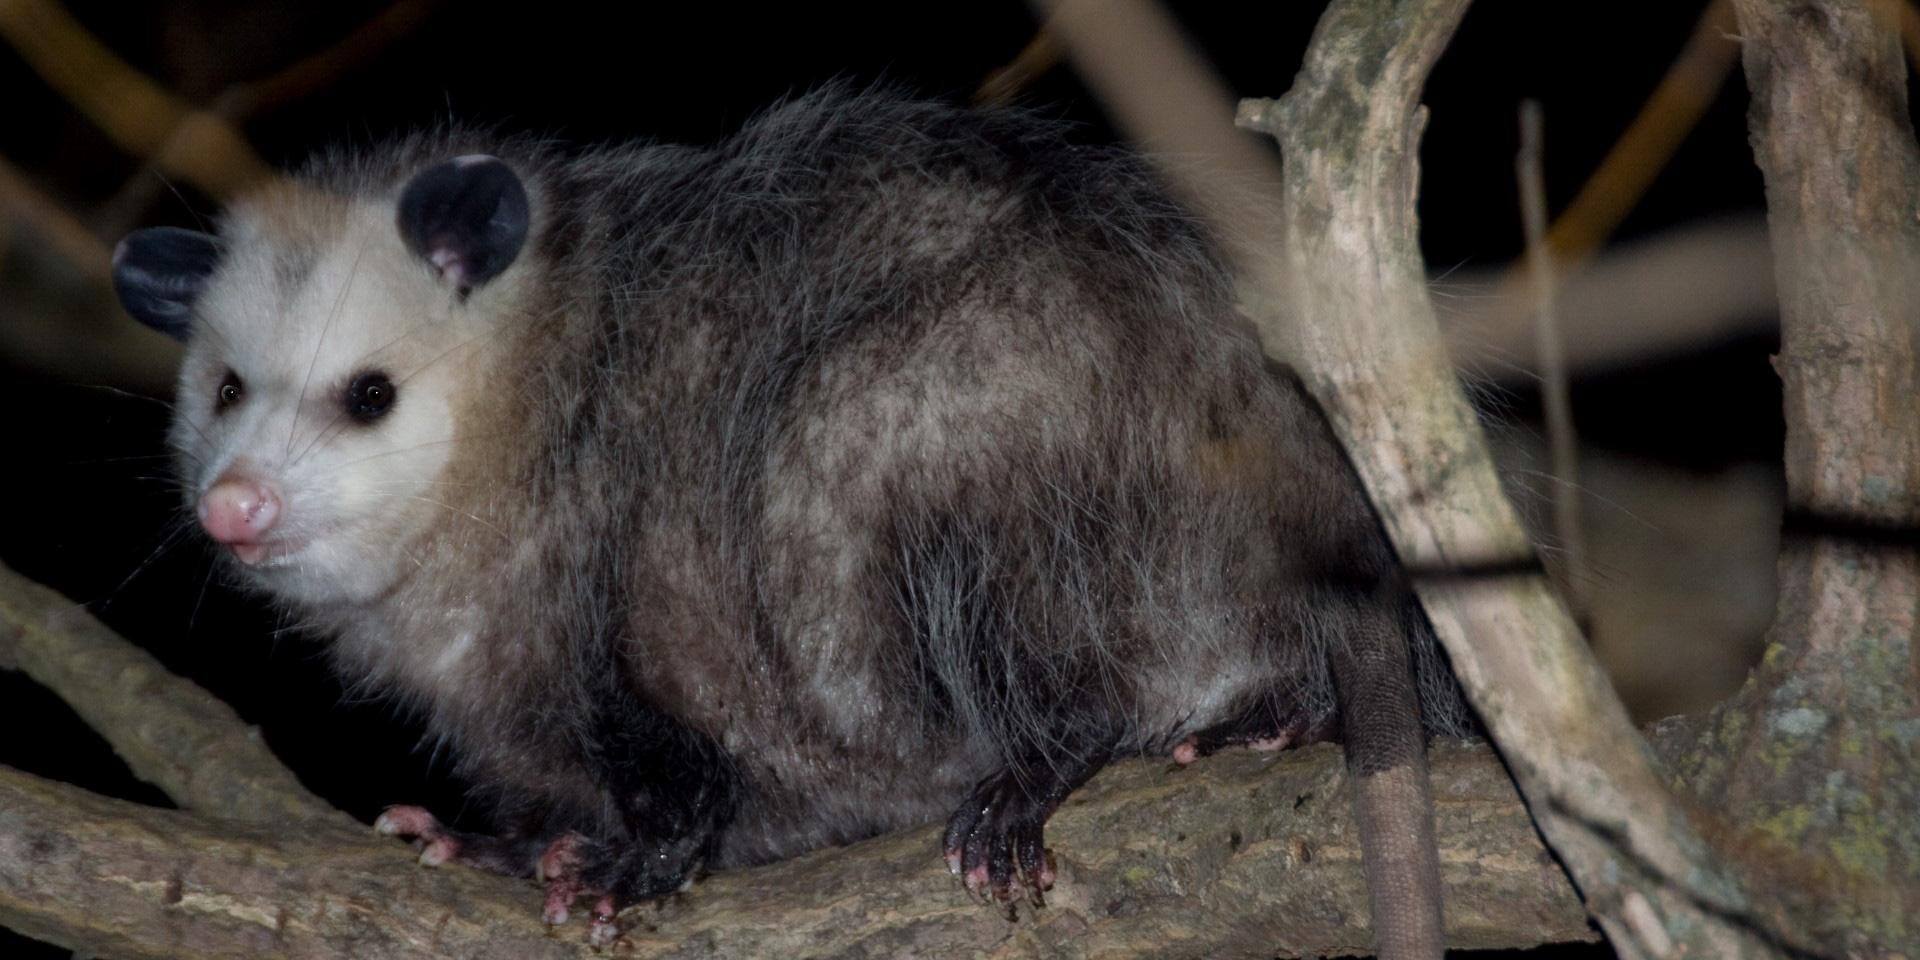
[1676,1,1920,953]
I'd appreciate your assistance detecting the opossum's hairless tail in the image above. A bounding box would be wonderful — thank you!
[1330,596,1446,960]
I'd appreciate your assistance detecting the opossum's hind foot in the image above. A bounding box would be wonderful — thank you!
[537,830,706,947]
[372,805,545,875]
[374,809,625,944]
[1170,708,1335,766]
[536,834,623,946]
[942,749,1109,906]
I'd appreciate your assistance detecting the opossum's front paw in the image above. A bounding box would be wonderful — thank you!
[942,773,1060,905]
[373,805,546,876]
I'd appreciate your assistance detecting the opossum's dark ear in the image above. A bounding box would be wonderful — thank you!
[396,155,529,295]
[112,227,223,341]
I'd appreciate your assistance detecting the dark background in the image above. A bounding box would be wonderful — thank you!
[0,1,1816,955]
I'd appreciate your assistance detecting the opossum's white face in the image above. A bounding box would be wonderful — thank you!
[112,156,532,606]
[173,206,465,603]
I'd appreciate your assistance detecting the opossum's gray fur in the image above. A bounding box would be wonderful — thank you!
[154,85,1468,930]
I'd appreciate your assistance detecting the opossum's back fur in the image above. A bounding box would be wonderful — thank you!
[276,88,1467,867]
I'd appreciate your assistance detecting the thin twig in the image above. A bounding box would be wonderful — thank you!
[1517,100,1589,619]
[1541,0,1740,267]
[975,24,1065,105]
[1899,0,1920,81]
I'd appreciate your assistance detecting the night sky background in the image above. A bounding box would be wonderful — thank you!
[0,1,1841,955]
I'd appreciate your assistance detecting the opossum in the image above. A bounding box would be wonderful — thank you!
[111,87,1469,957]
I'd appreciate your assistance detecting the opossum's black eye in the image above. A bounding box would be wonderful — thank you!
[215,369,244,412]
[344,370,397,425]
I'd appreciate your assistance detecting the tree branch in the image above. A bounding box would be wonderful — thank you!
[1517,100,1590,620]
[1678,1,1920,953]
[0,765,578,960]
[0,559,348,828]
[0,740,1590,960]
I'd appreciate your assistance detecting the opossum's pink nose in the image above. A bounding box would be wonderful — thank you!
[199,472,282,548]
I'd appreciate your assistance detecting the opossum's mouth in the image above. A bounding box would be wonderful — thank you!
[228,538,308,567]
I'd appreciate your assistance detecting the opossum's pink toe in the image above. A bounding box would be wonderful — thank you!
[418,836,460,866]
[542,883,576,926]
[963,862,990,896]
[374,804,441,838]
[1034,853,1056,891]
[587,895,620,946]
[1172,738,1200,765]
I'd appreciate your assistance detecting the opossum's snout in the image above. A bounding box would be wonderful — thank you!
[197,467,285,565]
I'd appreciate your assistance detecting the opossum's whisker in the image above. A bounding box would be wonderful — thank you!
[290,323,513,469]
[399,494,512,543]
[363,478,488,489]
[191,310,239,354]
[80,383,221,453]
[286,313,465,464]
[72,452,179,466]
[187,558,219,633]
[77,382,174,409]
[299,434,511,480]
[101,515,202,609]
[393,326,515,390]
[356,312,449,369]
[287,244,368,461]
